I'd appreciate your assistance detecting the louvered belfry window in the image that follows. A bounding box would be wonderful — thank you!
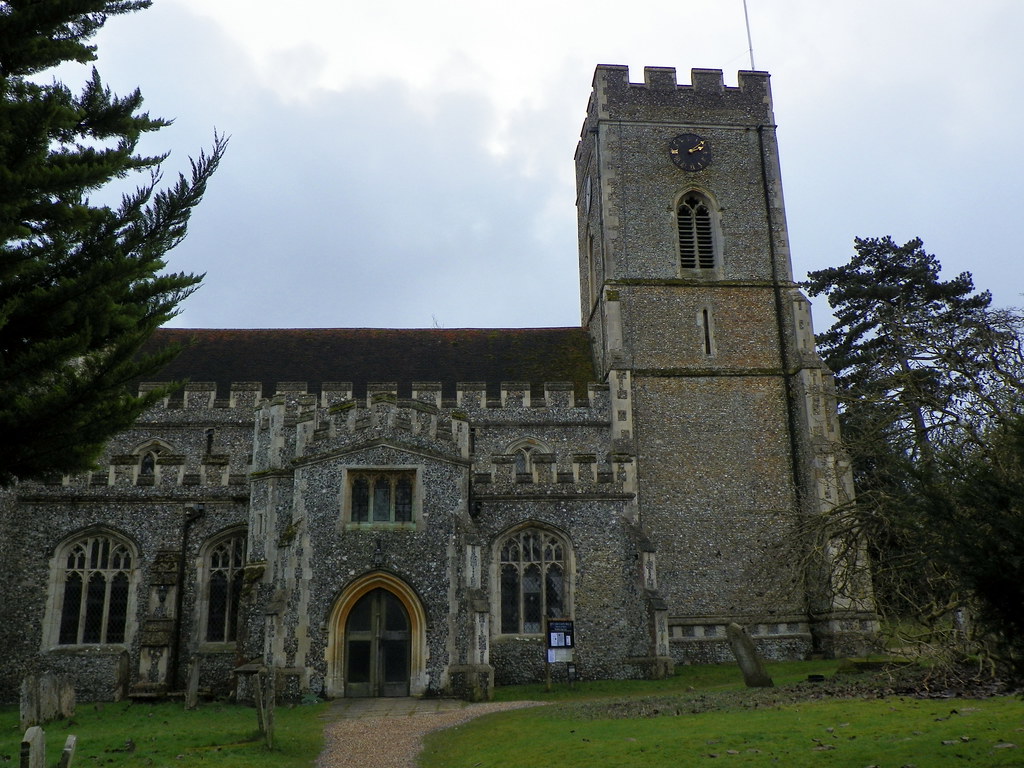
[677,194,715,269]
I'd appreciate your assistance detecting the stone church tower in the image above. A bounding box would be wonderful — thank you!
[576,66,871,654]
[0,66,873,705]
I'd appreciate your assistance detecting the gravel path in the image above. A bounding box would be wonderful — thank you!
[316,700,545,768]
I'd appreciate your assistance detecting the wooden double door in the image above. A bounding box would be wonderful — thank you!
[344,588,411,697]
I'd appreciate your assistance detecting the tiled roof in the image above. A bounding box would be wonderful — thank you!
[141,327,597,399]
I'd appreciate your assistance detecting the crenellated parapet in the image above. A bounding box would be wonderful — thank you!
[454,382,610,426]
[137,381,263,412]
[294,391,467,463]
[141,380,610,412]
[245,379,622,483]
[582,66,773,138]
[472,449,636,499]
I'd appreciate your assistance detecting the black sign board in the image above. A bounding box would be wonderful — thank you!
[547,619,574,648]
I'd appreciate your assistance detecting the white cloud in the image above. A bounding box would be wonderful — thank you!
[77,0,1024,329]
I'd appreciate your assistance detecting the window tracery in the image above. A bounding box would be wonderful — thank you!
[53,532,136,646]
[204,531,246,643]
[497,527,570,634]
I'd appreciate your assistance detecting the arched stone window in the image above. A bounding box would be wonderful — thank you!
[496,527,571,635]
[133,439,174,483]
[140,452,156,476]
[506,438,550,479]
[676,192,718,270]
[50,531,137,646]
[513,447,536,476]
[201,530,247,644]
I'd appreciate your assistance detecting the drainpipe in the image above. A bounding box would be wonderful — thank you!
[169,503,205,690]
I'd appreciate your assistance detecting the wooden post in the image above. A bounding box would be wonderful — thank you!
[233,662,267,739]
[263,668,276,749]
[252,669,266,735]
[544,618,552,692]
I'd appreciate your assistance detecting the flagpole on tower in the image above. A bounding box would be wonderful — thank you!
[742,0,757,70]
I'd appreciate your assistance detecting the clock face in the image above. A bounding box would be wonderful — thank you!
[668,133,712,171]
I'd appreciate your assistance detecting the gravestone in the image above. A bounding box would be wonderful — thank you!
[19,674,38,730]
[726,623,773,688]
[38,673,58,724]
[19,673,75,729]
[185,656,200,710]
[58,735,77,768]
[114,651,130,701]
[20,725,44,768]
[58,679,76,720]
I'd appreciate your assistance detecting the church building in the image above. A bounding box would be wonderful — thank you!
[0,66,874,703]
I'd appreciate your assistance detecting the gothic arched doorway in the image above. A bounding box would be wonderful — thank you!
[326,572,427,698]
[345,588,410,697]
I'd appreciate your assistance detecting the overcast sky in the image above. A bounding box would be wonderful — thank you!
[76,0,1023,331]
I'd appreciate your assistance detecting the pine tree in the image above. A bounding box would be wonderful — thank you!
[806,236,1024,671]
[0,0,226,485]
[807,236,1008,462]
[946,415,1024,675]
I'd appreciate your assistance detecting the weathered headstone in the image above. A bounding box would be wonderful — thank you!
[114,651,130,702]
[58,678,76,720]
[726,623,773,688]
[57,735,77,768]
[185,656,200,711]
[38,673,59,724]
[19,674,38,730]
[20,725,45,768]
[21,674,76,729]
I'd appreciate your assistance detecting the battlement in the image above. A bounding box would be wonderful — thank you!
[274,380,611,460]
[247,379,619,478]
[293,392,466,460]
[138,380,609,413]
[139,381,264,411]
[472,450,636,497]
[584,65,773,131]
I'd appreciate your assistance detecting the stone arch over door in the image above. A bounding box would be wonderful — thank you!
[326,572,428,697]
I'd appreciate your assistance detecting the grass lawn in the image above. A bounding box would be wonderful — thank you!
[0,698,329,767]
[2,662,1021,767]
[425,662,1024,768]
